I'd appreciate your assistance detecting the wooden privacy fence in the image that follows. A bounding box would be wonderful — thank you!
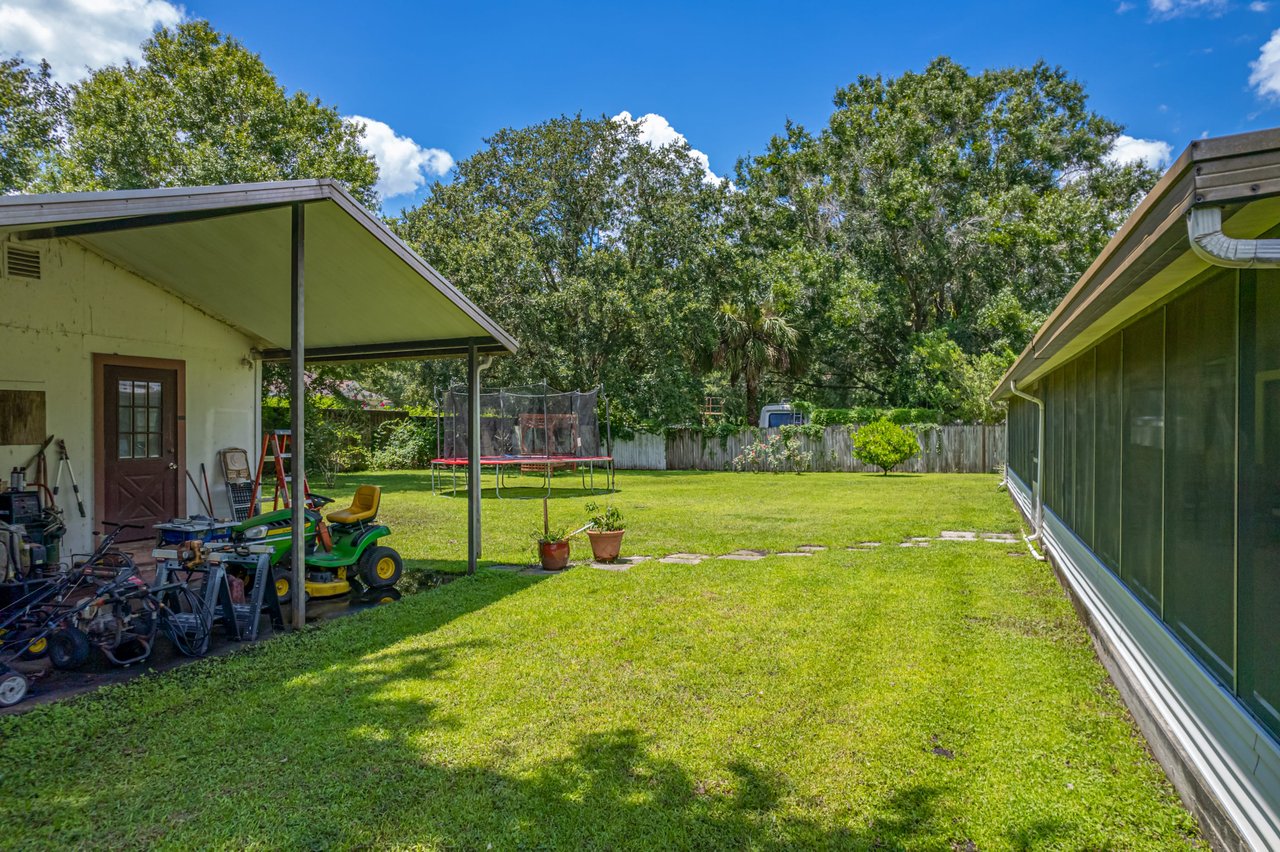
[613,424,1005,473]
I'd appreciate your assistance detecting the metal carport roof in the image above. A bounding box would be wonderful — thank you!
[0,179,518,361]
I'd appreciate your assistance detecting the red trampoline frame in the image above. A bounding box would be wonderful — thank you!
[430,455,615,498]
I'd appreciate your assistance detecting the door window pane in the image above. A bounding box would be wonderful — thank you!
[1121,310,1164,611]
[1238,269,1280,739]
[1165,272,1236,683]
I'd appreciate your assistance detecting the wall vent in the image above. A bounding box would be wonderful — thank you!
[4,245,41,280]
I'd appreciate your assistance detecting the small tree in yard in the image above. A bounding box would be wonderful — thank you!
[853,420,920,475]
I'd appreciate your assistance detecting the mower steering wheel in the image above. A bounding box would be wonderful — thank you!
[308,493,335,507]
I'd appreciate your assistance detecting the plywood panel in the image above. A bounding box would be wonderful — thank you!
[0,390,45,445]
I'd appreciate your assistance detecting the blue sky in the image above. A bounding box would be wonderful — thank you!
[2,0,1279,213]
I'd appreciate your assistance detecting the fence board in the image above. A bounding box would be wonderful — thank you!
[613,424,1005,473]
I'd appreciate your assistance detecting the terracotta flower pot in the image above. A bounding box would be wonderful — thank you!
[538,539,570,571]
[586,529,625,562]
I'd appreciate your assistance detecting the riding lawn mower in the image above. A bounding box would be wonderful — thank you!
[231,485,403,603]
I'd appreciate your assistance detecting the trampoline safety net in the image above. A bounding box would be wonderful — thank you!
[438,384,604,459]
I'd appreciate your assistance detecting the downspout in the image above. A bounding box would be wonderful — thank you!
[1009,379,1047,561]
[1187,206,1280,268]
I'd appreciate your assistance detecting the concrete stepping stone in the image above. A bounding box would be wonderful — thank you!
[938,530,978,541]
[899,540,930,548]
[981,532,1018,543]
[850,541,882,549]
[660,553,709,565]
[490,564,526,571]
[776,551,814,557]
[590,555,649,571]
[718,549,768,561]
[521,566,568,576]
[796,544,827,552]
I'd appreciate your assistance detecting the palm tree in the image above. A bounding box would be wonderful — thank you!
[710,297,802,425]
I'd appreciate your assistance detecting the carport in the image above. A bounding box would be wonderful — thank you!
[0,179,516,627]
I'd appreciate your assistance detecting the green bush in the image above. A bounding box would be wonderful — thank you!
[852,420,921,475]
[369,417,435,470]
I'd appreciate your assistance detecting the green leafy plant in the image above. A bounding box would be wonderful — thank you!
[852,420,920,475]
[532,526,569,544]
[369,417,435,470]
[585,502,624,532]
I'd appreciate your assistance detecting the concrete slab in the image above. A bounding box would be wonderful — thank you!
[776,551,814,557]
[980,533,1018,543]
[854,541,882,548]
[718,549,768,561]
[899,541,930,548]
[938,530,978,540]
[796,544,827,552]
[589,555,650,571]
[660,552,708,565]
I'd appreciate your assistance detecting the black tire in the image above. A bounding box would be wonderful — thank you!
[0,667,27,707]
[272,568,293,605]
[18,631,49,660]
[360,546,403,589]
[49,626,91,671]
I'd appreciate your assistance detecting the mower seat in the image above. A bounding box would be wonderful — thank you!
[327,485,381,525]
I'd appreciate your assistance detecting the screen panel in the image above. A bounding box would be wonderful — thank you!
[1121,309,1165,611]
[1095,332,1123,571]
[1164,271,1236,684]
[1238,269,1280,739]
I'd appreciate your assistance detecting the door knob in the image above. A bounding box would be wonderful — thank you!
[168,462,178,470]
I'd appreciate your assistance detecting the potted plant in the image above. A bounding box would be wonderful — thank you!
[534,497,570,570]
[585,502,625,562]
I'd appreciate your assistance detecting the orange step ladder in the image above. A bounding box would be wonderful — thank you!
[251,430,310,512]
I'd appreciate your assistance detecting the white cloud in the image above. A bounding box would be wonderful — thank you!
[1105,134,1174,170]
[612,110,724,184]
[0,0,184,83]
[1147,0,1227,17]
[346,115,453,200]
[1251,1,1270,11]
[1251,29,1280,99]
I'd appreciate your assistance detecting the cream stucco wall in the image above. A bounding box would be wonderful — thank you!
[1,237,260,555]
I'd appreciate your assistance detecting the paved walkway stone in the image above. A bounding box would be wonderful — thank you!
[939,530,978,541]
[852,541,882,548]
[660,553,709,565]
[796,544,827,552]
[590,555,650,571]
[981,532,1018,543]
[776,551,814,557]
[899,540,930,548]
[718,549,768,561]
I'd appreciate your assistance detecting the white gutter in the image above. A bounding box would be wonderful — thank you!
[1009,380,1047,560]
[1187,206,1280,269]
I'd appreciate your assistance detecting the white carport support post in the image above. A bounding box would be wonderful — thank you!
[290,203,307,627]
[467,341,481,574]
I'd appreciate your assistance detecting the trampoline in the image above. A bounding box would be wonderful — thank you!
[431,384,615,498]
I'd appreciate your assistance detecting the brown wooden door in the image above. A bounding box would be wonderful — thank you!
[103,365,179,541]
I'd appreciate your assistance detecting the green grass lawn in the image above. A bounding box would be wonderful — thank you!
[0,471,1199,849]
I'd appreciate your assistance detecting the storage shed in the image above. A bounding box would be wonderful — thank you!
[992,127,1280,849]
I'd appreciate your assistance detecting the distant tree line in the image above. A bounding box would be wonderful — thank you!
[2,21,1158,427]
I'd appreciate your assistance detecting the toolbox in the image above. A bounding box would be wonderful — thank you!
[154,516,236,546]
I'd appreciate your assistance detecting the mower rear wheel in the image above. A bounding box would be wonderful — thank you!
[360,547,403,589]
[0,666,27,707]
[49,627,91,671]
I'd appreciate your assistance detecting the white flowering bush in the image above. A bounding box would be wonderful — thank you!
[731,432,812,473]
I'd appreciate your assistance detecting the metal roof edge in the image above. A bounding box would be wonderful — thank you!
[991,127,1280,403]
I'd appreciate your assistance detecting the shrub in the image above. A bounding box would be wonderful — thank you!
[852,420,920,475]
[369,417,435,470]
[731,431,812,474]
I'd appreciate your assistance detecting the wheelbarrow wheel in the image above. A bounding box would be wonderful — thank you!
[0,666,27,707]
[360,547,403,589]
[49,626,91,671]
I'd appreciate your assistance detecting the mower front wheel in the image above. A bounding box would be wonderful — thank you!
[272,569,293,605]
[361,547,403,589]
